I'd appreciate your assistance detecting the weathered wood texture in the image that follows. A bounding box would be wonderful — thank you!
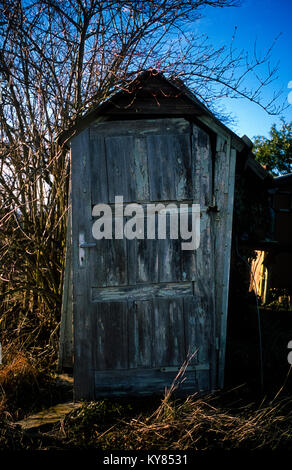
[218,147,236,387]
[213,134,236,388]
[70,118,227,399]
[71,129,95,399]
[58,187,73,370]
[94,368,209,397]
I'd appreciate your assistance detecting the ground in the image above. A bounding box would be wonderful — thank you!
[0,300,291,454]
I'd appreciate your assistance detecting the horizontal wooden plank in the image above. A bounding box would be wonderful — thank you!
[103,94,202,117]
[95,200,195,212]
[94,367,210,397]
[92,281,193,302]
[89,118,190,137]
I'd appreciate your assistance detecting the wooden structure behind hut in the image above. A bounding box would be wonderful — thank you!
[249,173,292,303]
[270,174,292,292]
[229,148,273,303]
[58,71,258,400]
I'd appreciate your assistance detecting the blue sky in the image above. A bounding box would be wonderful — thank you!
[195,0,292,140]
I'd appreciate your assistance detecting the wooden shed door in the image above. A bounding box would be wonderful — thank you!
[71,118,215,399]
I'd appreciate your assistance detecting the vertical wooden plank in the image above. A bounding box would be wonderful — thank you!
[127,213,159,285]
[137,238,160,283]
[173,134,193,200]
[93,302,128,370]
[218,146,237,388]
[147,135,177,201]
[183,296,199,361]
[213,134,229,369]
[90,135,109,204]
[90,237,128,287]
[71,128,94,400]
[153,298,185,367]
[128,300,154,368]
[190,124,215,390]
[191,125,201,204]
[183,297,211,392]
[187,290,212,365]
[133,137,150,201]
[90,239,108,287]
[58,187,73,370]
[127,236,138,286]
[192,125,213,205]
[129,238,159,285]
[106,135,150,203]
[158,213,182,282]
[180,210,198,281]
[106,136,136,203]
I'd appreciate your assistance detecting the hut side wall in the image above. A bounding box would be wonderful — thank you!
[213,132,236,388]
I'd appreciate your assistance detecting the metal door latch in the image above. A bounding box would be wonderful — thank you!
[79,242,96,248]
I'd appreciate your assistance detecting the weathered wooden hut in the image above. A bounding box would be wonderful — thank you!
[58,70,261,400]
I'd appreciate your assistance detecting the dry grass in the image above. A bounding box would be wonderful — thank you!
[0,351,38,387]
[0,349,290,452]
[62,364,292,451]
[0,348,40,418]
[0,346,67,422]
[111,365,292,451]
[0,347,39,389]
[0,358,290,451]
[61,390,292,451]
[114,393,292,451]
